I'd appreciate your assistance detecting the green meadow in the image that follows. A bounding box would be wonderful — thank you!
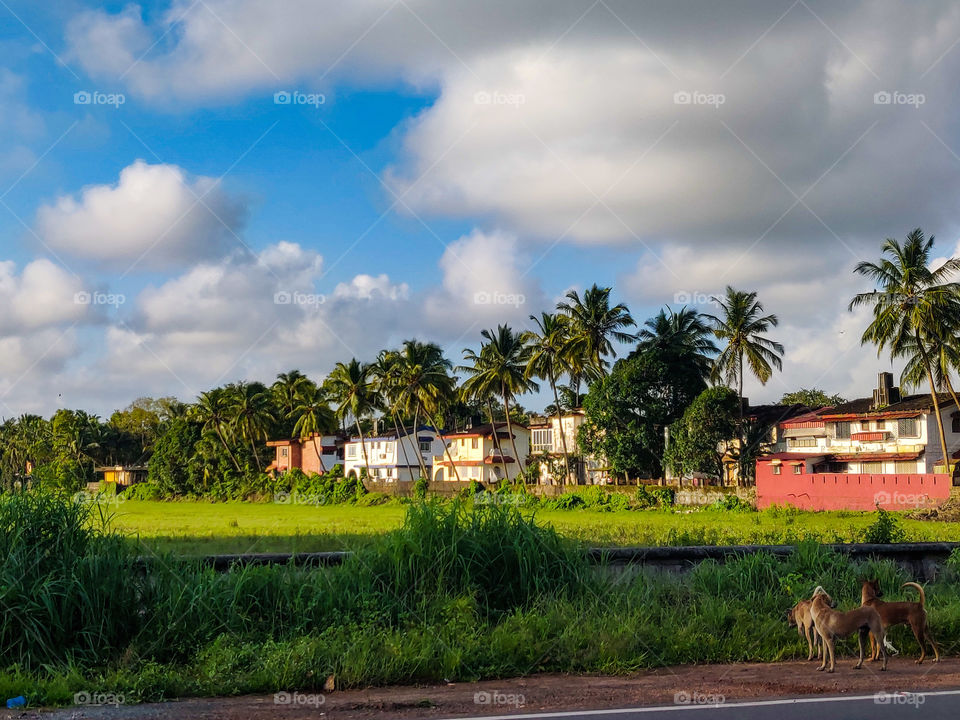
[109,499,960,555]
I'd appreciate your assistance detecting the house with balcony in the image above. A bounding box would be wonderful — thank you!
[528,411,611,484]
[343,426,444,482]
[756,372,959,510]
[432,422,530,483]
[267,433,345,476]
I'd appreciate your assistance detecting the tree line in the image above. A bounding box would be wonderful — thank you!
[2,229,957,494]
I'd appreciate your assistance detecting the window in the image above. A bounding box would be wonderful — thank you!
[792,464,803,475]
[834,421,852,439]
[788,437,817,448]
[419,440,432,453]
[280,447,288,457]
[532,428,554,453]
[861,461,883,474]
[895,461,918,474]
[773,465,782,475]
[898,417,919,438]
[471,438,479,449]
[346,445,357,459]
[386,468,393,478]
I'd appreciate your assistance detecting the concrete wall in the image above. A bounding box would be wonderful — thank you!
[756,468,953,511]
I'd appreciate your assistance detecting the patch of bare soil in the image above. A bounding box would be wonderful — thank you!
[9,658,960,720]
[907,497,960,521]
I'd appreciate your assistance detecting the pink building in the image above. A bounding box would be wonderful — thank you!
[266,433,345,476]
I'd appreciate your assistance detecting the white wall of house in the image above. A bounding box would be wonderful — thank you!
[343,429,444,481]
[432,426,531,483]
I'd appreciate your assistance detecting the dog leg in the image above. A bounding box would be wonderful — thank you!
[855,628,866,669]
[817,631,828,672]
[827,637,836,673]
[926,628,940,663]
[877,624,888,671]
[911,623,925,664]
[868,632,878,661]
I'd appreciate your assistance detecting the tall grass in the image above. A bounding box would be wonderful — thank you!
[3,490,960,705]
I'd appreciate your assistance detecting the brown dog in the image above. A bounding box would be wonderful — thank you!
[809,588,887,672]
[862,579,939,664]
[787,598,821,660]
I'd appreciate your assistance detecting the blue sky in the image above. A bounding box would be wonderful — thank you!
[2,0,960,416]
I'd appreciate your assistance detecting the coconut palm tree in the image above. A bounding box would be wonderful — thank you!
[460,325,537,475]
[191,388,241,471]
[272,370,312,417]
[850,229,960,469]
[369,349,420,477]
[557,284,636,388]
[635,306,718,382]
[522,312,574,484]
[393,340,460,481]
[705,287,784,417]
[327,358,382,481]
[291,384,336,441]
[227,382,276,472]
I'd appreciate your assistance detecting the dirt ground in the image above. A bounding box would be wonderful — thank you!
[8,658,960,720]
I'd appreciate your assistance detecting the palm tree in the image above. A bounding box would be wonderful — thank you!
[850,229,960,470]
[369,349,420,478]
[227,382,276,472]
[523,312,574,484]
[543,385,583,416]
[635,306,718,381]
[291,384,335,440]
[327,358,382,481]
[393,340,460,481]
[460,325,537,476]
[557,284,636,388]
[191,388,242,471]
[706,287,784,416]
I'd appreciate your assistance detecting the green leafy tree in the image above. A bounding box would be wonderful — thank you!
[226,382,276,473]
[557,284,637,388]
[665,386,740,482]
[850,229,960,470]
[327,358,382,481]
[778,388,845,407]
[633,306,717,385]
[578,354,683,481]
[147,418,203,496]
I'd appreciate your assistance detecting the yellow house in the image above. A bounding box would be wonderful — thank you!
[432,423,530,483]
[96,465,148,488]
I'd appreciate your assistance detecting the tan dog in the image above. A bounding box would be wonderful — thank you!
[862,579,939,664]
[787,598,821,660]
[809,587,887,672]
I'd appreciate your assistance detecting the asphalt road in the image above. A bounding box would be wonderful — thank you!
[448,690,960,720]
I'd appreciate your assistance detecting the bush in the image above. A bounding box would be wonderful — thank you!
[711,494,753,512]
[862,507,907,544]
[123,483,162,501]
[635,485,674,508]
[413,476,428,501]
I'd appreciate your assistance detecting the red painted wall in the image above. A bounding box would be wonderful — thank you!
[756,463,952,511]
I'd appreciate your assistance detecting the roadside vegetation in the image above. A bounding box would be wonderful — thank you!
[5,491,960,707]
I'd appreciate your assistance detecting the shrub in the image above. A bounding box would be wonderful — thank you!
[413,476,429,501]
[862,507,907,544]
[711,494,753,512]
[123,483,162,501]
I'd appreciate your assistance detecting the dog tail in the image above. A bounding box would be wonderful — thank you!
[902,581,926,607]
[883,637,900,655]
[811,585,826,598]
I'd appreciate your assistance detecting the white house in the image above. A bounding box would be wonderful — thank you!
[528,411,611,484]
[343,426,444,482]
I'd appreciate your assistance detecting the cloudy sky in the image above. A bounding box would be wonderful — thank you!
[2,0,960,417]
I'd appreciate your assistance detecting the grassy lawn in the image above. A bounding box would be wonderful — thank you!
[108,500,960,555]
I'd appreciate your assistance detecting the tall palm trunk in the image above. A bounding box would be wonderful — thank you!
[390,411,414,482]
[214,423,242,472]
[501,384,523,483]
[411,406,430,481]
[355,418,371,486]
[549,370,572,485]
[435,411,462,482]
[486,398,505,484]
[918,338,950,473]
[736,350,745,487]
[249,434,262,472]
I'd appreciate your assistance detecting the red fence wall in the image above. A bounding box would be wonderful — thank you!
[756,466,952,511]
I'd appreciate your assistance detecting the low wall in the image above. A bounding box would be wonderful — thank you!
[185,541,960,582]
[756,471,953,511]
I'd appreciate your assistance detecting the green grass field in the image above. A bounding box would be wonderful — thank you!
[108,500,960,555]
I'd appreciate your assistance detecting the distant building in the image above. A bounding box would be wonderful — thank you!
[432,422,530,483]
[343,426,444,482]
[267,433,345,476]
[95,465,148,488]
[528,411,611,484]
